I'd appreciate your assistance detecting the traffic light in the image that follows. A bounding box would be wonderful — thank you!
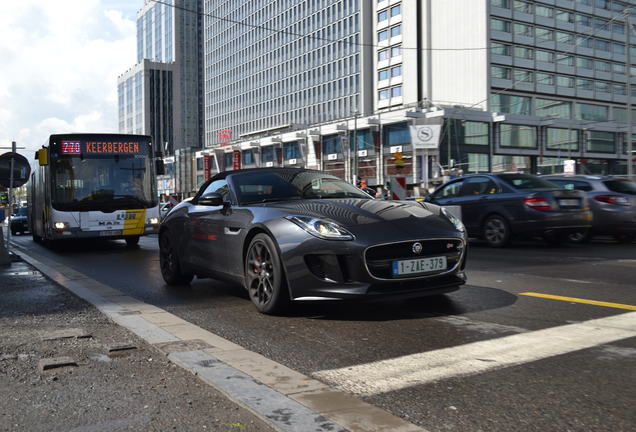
[394,151,405,169]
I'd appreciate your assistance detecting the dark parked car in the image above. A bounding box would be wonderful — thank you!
[159,168,467,314]
[542,175,636,243]
[427,173,592,247]
[10,207,29,235]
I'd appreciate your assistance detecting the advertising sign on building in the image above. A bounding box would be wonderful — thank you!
[204,155,211,180]
[563,159,576,175]
[410,125,442,149]
[232,150,241,170]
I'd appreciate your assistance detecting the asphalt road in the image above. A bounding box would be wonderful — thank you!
[12,233,636,432]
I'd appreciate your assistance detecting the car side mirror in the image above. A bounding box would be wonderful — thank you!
[198,192,224,207]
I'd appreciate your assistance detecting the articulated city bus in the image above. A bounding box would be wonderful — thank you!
[29,133,162,246]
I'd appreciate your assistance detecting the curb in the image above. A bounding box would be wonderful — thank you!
[11,242,426,432]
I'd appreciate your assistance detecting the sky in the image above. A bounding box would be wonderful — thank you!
[0,0,142,156]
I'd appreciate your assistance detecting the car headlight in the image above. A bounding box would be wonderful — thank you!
[148,217,160,225]
[441,207,465,233]
[286,216,354,240]
[54,222,68,230]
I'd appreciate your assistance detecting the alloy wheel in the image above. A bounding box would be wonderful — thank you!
[246,240,275,308]
[484,218,507,245]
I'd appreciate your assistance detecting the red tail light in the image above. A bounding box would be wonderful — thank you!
[524,197,552,211]
[594,195,630,206]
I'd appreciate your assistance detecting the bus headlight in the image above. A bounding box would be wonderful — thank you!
[54,222,67,230]
[148,217,160,225]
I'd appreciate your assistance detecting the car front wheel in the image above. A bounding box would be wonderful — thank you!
[159,232,193,285]
[245,234,289,314]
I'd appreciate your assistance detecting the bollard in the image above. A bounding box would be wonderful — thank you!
[0,224,10,266]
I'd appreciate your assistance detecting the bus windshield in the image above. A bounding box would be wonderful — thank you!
[52,155,157,211]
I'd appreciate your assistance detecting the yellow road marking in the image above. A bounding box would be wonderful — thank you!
[520,292,636,311]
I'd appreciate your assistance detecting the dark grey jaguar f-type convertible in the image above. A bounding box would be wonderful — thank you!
[159,168,467,314]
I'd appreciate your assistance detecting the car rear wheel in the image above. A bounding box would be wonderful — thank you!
[568,230,591,243]
[245,234,289,314]
[614,233,635,244]
[159,232,193,285]
[482,215,510,248]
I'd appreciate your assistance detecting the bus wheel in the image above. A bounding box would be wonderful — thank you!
[125,236,140,247]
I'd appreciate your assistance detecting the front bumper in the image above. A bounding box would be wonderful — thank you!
[48,224,160,239]
[282,235,468,300]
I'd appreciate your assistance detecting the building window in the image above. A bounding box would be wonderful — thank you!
[500,125,537,148]
[535,5,553,17]
[491,18,511,33]
[283,142,301,159]
[537,72,555,85]
[322,135,342,155]
[577,103,608,121]
[556,32,574,45]
[391,45,402,57]
[390,5,401,16]
[513,23,533,36]
[536,27,554,41]
[556,54,574,66]
[576,78,594,91]
[536,99,571,118]
[514,69,533,83]
[378,30,388,41]
[557,76,574,88]
[555,10,574,23]
[390,86,402,97]
[491,0,510,8]
[536,50,554,63]
[492,155,531,173]
[491,66,511,80]
[491,94,532,115]
[491,42,511,56]
[390,25,401,37]
[466,154,490,173]
[514,46,533,59]
[546,128,578,151]
[261,146,275,162]
[586,131,615,153]
[378,49,389,61]
[577,57,594,70]
[378,69,389,80]
[463,122,489,146]
[513,0,532,13]
[378,10,388,22]
[379,89,389,100]
[390,65,402,78]
[242,150,255,165]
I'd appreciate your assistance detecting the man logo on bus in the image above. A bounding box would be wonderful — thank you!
[61,141,81,154]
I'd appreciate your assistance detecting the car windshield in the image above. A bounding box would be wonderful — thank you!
[603,179,636,195]
[498,174,558,190]
[232,170,370,204]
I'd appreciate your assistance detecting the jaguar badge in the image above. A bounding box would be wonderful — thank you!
[412,242,423,254]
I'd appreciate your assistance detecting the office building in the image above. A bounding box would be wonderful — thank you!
[118,0,203,196]
[198,0,634,192]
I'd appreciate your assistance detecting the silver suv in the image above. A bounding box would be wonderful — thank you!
[542,175,636,243]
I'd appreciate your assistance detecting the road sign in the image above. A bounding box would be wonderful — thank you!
[390,176,407,200]
[0,152,31,188]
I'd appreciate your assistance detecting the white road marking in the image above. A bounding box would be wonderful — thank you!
[313,311,636,396]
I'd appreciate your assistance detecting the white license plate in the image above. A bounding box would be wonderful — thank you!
[99,230,119,237]
[392,256,447,276]
[558,199,579,207]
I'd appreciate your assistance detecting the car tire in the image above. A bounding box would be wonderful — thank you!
[244,233,289,315]
[125,236,140,247]
[159,232,194,285]
[568,230,591,244]
[543,232,568,246]
[482,215,511,248]
[614,233,636,244]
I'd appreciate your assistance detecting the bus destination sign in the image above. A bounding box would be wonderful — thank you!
[60,140,145,155]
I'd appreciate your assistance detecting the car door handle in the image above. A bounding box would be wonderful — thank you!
[224,227,242,236]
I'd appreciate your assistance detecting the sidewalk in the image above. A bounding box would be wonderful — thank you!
[0,256,273,432]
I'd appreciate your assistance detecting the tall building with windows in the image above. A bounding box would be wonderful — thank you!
[118,0,202,196]
[198,0,634,192]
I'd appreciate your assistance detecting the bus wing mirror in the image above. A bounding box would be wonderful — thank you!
[156,159,165,175]
[36,149,48,166]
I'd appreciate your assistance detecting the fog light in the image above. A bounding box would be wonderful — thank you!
[149,217,159,225]
[54,222,66,230]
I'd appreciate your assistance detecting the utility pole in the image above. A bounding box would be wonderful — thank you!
[626,9,634,179]
[353,111,359,185]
